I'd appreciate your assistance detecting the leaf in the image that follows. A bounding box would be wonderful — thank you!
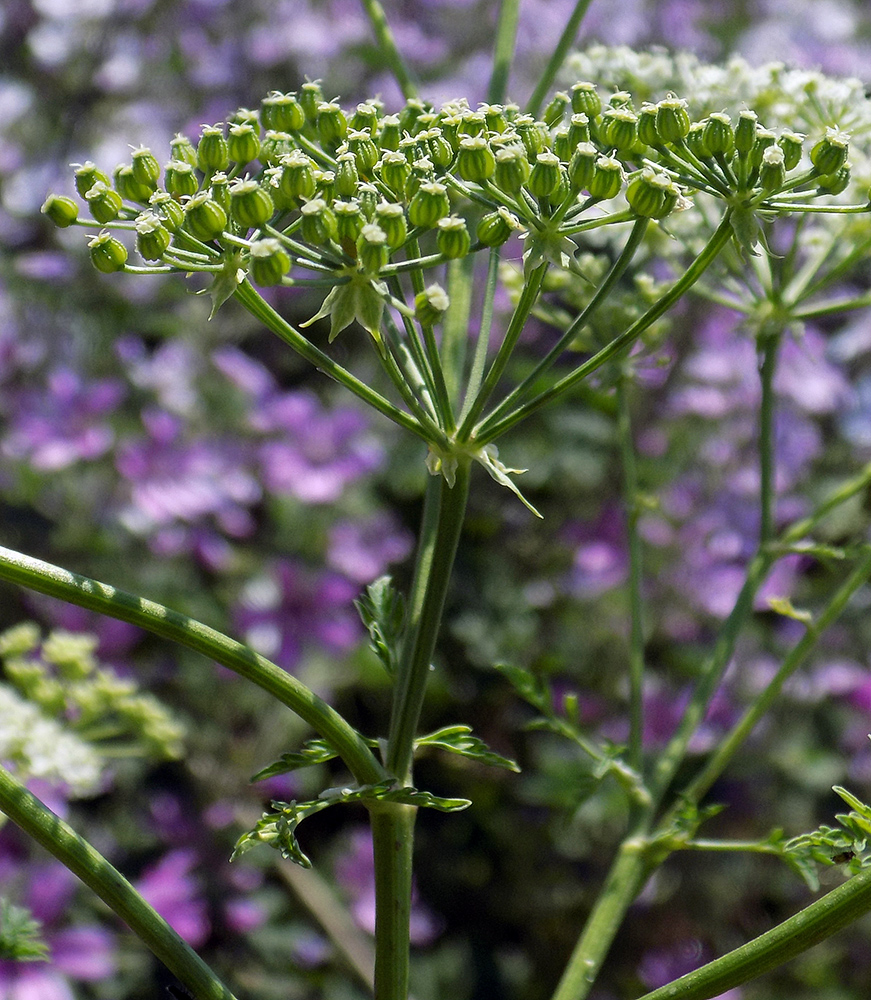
[767,595,813,624]
[474,444,543,518]
[415,725,520,772]
[205,251,246,318]
[300,276,388,341]
[249,738,340,782]
[493,662,550,713]
[230,798,331,868]
[355,576,405,677]
[374,786,472,812]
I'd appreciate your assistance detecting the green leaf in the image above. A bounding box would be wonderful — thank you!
[249,738,340,781]
[0,899,49,962]
[205,251,246,318]
[355,576,405,677]
[231,798,331,868]
[300,276,388,341]
[415,725,520,772]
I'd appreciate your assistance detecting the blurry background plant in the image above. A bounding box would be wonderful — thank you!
[6,2,871,1000]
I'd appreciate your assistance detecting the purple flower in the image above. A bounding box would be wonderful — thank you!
[638,939,741,998]
[136,848,210,948]
[235,559,361,672]
[327,512,414,583]
[564,506,629,598]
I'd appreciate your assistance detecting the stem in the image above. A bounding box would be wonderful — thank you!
[457,246,501,427]
[0,545,386,787]
[488,0,521,105]
[0,766,238,1000]
[233,279,429,443]
[477,211,734,443]
[758,329,782,547]
[525,0,595,118]
[634,865,871,1000]
[358,0,418,100]
[386,459,472,782]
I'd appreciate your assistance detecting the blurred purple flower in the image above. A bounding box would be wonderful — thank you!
[235,559,361,672]
[2,367,125,471]
[327,512,414,583]
[563,507,628,598]
[136,848,210,948]
[638,938,741,998]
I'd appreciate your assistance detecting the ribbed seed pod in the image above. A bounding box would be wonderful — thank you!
[183,192,228,241]
[228,123,261,165]
[408,181,450,228]
[74,161,111,198]
[436,215,471,258]
[261,92,305,132]
[494,147,530,194]
[570,82,601,118]
[170,134,198,168]
[456,136,496,182]
[778,131,805,171]
[588,156,624,200]
[334,200,365,246]
[88,231,128,272]
[84,181,123,223]
[41,194,78,227]
[703,113,734,156]
[810,128,850,176]
[197,126,229,174]
[230,179,275,228]
[568,142,597,192]
[135,211,172,260]
[655,97,691,143]
[528,151,562,198]
[374,202,408,249]
[249,238,291,285]
[356,223,390,273]
[164,161,200,199]
[300,198,338,244]
[335,152,360,199]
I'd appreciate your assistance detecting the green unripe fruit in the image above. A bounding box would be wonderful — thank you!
[84,181,123,223]
[170,133,198,167]
[811,128,850,176]
[73,161,110,199]
[778,130,805,171]
[567,142,597,191]
[300,80,324,122]
[685,122,711,160]
[543,91,570,128]
[818,163,851,196]
[164,160,200,199]
[88,231,128,272]
[300,198,338,244]
[626,168,673,218]
[552,129,573,164]
[317,102,348,148]
[514,115,548,158]
[41,194,78,227]
[379,151,411,197]
[374,201,407,249]
[347,129,380,173]
[494,147,530,194]
[570,82,601,118]
[481,103,509,133]
[197,126,229,173]
[734,111,758,156]
[703,113,734,155]
[249,238,291,285]
[314,169,335,203]
[405,158,435,201]
[357,184,379,220]
[378,114,402,152]
[750,128,776,169]
[637,105,660,147]
[457,136,496,183]
[414,284,450,326]
[399,98,428,134]
[272,151,317,205]
[259,131,296,166]
[568,112,591,148]
[228,123,261,165]
[261,92,306,132]
[149,190,184,231]
[436,215,471,258]
[588,155,624,201]
[183,192,228,241]
[476,208,517,246]
[350,101,380,133]
[334,200,365,247]
[408,181,450,228]
[423,129,454,170]
[230,179,275,228]
[655,97,690,143]
[229,107,259,128]
[114,164,154,203]
[601,108,638,152]
[528,150,562,198]
[335,152,360,199]
[135,211,172,260]
[609,91,633,109]
[356,223,390,273]
[758,145,786,192]
[131,147,161,188]
[210,172,231,212]
[456,111,487,137]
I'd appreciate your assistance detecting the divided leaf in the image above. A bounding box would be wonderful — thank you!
[355,576,405,677]
[416,724,520,772]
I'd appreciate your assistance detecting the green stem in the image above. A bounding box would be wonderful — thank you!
[0,545,386,787]
[233,279,428,442]
[525,0,596,117]
[359,0,418,99]
[758,329,782,547]
[634,865,871,1000]
[488,0,521,105]
[386,459,472,782]
[457,246,501,427]
[0,766,238,1000]
[477,211,734,443]
[370,802,417,1000]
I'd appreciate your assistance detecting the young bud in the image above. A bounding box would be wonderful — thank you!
[149,190,184,231]
[810,128,850,176]
[317,102,348,148]
[777,130,805,171]
[334,152,360,199]
[703,113,734,155]
[84,181,123,223]
[476,206,520,246]
[601,108,638,152]
[570,82,601,118]
[567,142,597,192]
[408,181,450,228]
[494,147,530,194]
[135,210,172,260]
[164,160,200,199]
[113,164,154,204]
[41,194,78,228]
[170,134,198,168]
[528,150,562,198]
[378,114,402,152]
[758,145,786,192]
[347,129,380,174]
[300,197,338,244]
[300,81,324,122]
[456,136,496,183]
[356,223,390,273]
[374,201,407,249]
[734,111,758,156]
[183,192,228,241]
[130,147,161,188]
[588,155,624,201]
[543,91,570,128]
[655,96,690,143]
[249,237,291,285]
[230,179,275,228]
[261,92,306,132]
[414,284,450,326]
[436,215,471,258]
[73,161,110,199]
[88,231,128,272]
[350,101,380,134]
[228,123,261,165]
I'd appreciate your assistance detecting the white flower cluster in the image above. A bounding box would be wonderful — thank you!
[0,683,104,797]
